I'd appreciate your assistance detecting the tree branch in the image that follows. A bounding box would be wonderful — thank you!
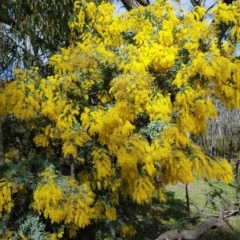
[120,0,140,11]
[155,217,223,240]
[120,0,150,11]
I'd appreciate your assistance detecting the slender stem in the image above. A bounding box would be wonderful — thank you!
[70,162,75,179]
[186,184,190,217]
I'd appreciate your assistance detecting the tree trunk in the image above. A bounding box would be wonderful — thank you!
[210,121,214,157]
[0,118,4,166]
[229,138,233,160]
[235,160,240,180]
[120,0,150,11]
[185,184,190,217]
[70,162,75,179]
[120,0,140,11]
[155,217,223,240]
[222,136,225,157]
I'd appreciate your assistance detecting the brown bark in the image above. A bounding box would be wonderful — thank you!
[136,0,150,7]
[185,184,190,217]
[70,162,75,179]
[189,0,205,7]
[120,0,150,11]
[155,217,223,240]
[235,160,240,179]
[223,0,234,4]
[120,0,140,11]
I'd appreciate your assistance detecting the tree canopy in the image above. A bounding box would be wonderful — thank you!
[0,0,240,239]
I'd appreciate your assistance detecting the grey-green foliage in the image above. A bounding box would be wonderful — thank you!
[95,220,126,240]
[0,214,10,236]
[12,214,48,240]
[140,120,166,140]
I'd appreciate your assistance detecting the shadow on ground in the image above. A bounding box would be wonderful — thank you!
[133,191,189,240]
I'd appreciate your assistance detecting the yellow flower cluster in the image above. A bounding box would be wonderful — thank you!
[146,93,172,122]
[110,73,153,114]
[132,177,155,204]
[213,1,240,25]
[175,87,217,134]
[120,224,137,238]
[105,206,117,221]
[92,148,112,180]
[32,167,95,235]
[0,179,19,218]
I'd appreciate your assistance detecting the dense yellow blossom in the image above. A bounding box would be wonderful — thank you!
[105,206,117,221]
[0,0,239,236]
[0,179,20,217]
[92,148,113,180]
[132,177,155,204]
[32,166,95,234]
[120,224,137,238]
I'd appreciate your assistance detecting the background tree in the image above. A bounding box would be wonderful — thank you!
[0,0,240,239]
[0,0,76,71]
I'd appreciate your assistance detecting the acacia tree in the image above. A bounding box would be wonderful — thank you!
[0,0,239,239]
